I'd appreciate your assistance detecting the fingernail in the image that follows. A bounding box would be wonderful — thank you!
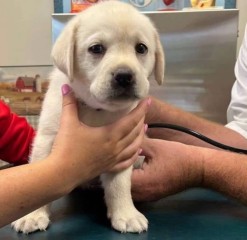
[138,148,143,155]
[147,97,152,107]
[144,124,148,133]
[62,84,71,96]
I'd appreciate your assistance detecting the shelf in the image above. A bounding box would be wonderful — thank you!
[52,7,237,17]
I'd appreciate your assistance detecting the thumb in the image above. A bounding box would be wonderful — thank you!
[131,138,153,185]
[60,84,79,126]
[139,138,153,157]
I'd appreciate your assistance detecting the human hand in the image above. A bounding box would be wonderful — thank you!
[131,138,203,201]
[48,84,150,190]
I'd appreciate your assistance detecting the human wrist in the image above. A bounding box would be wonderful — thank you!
[182,145,205,189]
[200,149,237,192]
[43,155,78,196]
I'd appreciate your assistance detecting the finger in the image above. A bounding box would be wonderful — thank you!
[116,127,145,163]
[111,98,151,140]
[139,138,154,156]
[109,150,139,173]
[131,155,152,185]
[60,84,80,126]
[131,168,148,201]
[117,117,146,152]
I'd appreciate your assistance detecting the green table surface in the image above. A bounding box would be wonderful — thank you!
[2,188,247,240]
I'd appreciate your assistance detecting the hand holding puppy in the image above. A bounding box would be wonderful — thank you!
[50,84,150,192]
[0,84,150,229]
[131,138,203,202]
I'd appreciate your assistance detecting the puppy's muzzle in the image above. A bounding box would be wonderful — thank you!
[112,68,135,90]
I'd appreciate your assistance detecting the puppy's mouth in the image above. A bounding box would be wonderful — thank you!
[89,88,140,112]
[107,88,139,101]
[86,68,146,111]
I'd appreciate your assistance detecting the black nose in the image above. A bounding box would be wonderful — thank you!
[113,68,134,88]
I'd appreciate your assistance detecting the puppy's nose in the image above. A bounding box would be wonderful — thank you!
[113,68,134,88]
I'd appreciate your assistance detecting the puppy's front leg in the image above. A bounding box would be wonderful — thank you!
[11,133,55,234]
[101,166,148,233]
[11,206,50,234]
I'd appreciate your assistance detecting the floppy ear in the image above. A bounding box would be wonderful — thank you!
[51,18,78,81]
[153,32,165,85]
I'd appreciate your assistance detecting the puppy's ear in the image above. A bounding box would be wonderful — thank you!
[51,18,78,81]
[153,32,165,85]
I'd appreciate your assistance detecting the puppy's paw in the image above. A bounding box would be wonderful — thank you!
[110,209,148,233]
[11,210,50,234]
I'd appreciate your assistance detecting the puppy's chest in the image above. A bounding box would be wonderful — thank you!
[78,103,126,127]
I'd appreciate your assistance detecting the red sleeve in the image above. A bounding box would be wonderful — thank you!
[0,101,35,165]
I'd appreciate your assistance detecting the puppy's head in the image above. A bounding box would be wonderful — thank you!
[52,1,165,112]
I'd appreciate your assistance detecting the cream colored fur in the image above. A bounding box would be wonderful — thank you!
[12,1,165,234]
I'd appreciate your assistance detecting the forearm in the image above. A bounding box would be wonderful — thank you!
[132,139,247,204]
[147,96,247,149]
[173,144,247,204]
[175,145,247,205]
[201,148,247,205]
[0,159,73,227]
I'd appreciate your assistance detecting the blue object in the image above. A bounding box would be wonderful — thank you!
[216,0,236,8]
[54,0,64,13]
[225,0,236,9]
[54,0,71,13]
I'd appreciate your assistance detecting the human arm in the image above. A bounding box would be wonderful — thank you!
[0,85,149,227]
[0,100,35,165]
[145,24,247,149]
[145,96,247,150]
[132,138,247,204]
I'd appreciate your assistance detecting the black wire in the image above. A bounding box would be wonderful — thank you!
[148,123,247,155]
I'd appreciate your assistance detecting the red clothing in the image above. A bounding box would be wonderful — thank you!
[0,100,35,165]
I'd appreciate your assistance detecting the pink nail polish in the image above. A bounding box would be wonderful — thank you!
[147,97,152,106]
[139,148,143,155]
[62,84,71,96]
[144,124,148,133]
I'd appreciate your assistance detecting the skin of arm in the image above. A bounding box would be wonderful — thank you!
[145,96,247,150]
[132,138,247,204]
[132,25,247,202]
[0,85,149,228]
[132,97,247,202]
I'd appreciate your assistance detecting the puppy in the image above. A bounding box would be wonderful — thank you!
[12,1,165,234]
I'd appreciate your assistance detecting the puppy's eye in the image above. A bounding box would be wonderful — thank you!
[135,43,148,55]
[88,44,106,54]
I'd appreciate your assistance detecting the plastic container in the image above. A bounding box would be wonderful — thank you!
[190,0,215,8]
[71,0,97,13]
[123,0,184,11]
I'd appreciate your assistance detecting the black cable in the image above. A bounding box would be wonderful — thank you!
[148,123,247,155]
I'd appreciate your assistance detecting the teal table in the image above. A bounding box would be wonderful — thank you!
[2,188,247,239]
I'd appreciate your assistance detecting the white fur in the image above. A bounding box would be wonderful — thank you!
[12,1,164,234]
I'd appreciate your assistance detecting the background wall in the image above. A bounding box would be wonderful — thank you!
[0,0,241,67]
[236,0,247,52]
[0,0,53,66]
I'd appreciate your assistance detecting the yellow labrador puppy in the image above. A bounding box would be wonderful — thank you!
[12,1,165,234]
